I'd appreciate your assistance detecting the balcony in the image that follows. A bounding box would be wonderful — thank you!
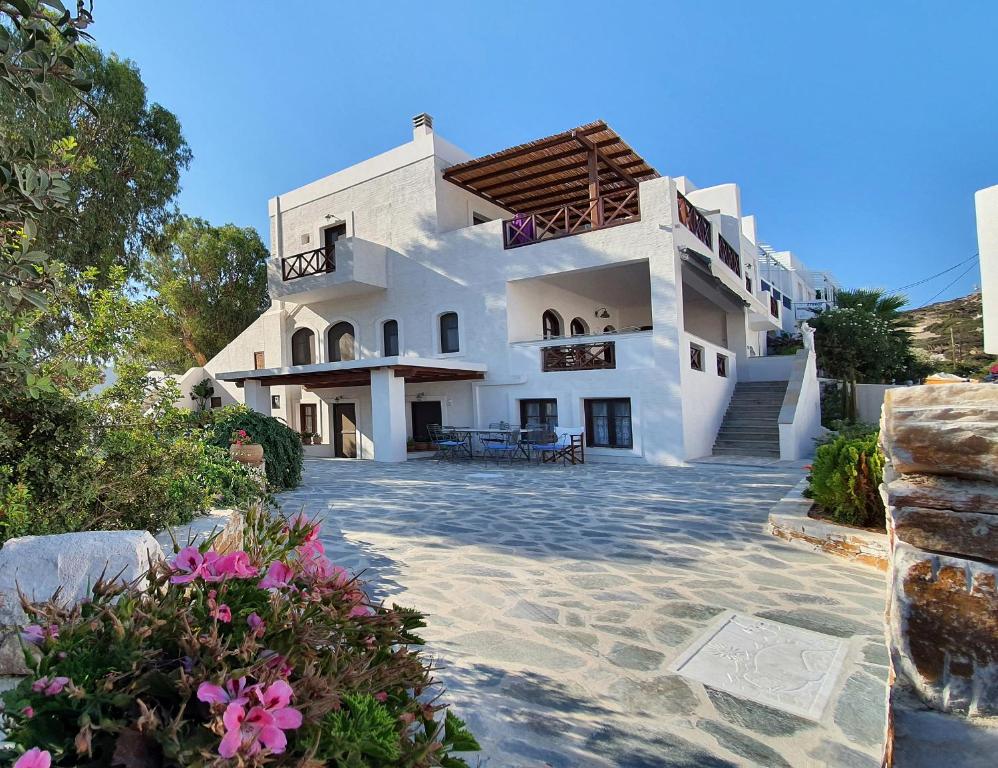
[541,341,616,372]
[718,235,741,276]
[502,189,640,249]
[267,237,387,304]
[677,192,713,248]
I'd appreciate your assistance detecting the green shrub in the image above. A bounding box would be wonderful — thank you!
[809,432,885,528]
[2,508,480,766]
[209,405,303,490]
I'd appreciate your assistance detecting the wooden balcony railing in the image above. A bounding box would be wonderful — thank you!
[677,192,712,248]
[281,245,335,281]
[541,341,616,372]
[718,235,741,276]
[503,189,640,249]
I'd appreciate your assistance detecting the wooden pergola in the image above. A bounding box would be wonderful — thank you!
[229,364,485,392]
[441,120,659,215]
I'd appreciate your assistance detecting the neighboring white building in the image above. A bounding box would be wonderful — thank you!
[976,185,997,354]
[757,245,840,335]
[179,115,836,464]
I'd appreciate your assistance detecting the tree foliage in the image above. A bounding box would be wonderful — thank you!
[136,216,270,372]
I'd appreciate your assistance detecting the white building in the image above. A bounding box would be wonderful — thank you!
[976,185,997,355]
[177,115,837,464]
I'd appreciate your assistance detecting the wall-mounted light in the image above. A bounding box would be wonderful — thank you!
[324,213,341,221]
[415,392,425,400]
[333,395,344,402]
[594,306,610,319]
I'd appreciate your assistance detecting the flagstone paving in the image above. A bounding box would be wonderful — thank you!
[277,458,888,767]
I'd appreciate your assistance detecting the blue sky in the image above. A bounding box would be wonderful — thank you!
[96,1,994,307]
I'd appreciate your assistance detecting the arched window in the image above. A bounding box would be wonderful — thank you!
[291,328,315,366]
[542,310,561,339]
[439,312,460,354]
[383,319,399,356]
[603,324,616,333]
[570,317,589,336]
[328,322,356,362]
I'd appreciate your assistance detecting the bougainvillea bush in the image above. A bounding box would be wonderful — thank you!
[0,508,479,767]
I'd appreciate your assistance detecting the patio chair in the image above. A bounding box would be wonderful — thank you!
[521,422,554,461]
[481,431,520,464]
[537,427,585,465]
[427,424,467,461]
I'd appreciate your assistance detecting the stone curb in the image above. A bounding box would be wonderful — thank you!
[768,478,889,570]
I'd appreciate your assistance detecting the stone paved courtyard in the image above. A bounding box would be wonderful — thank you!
[277,458,888,767]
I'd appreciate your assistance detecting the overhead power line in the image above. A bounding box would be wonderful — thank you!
[914,262,979,308]
[888,254,978,294]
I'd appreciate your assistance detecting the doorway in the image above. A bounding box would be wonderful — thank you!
[332,403,358,458]
[410,401,442,443]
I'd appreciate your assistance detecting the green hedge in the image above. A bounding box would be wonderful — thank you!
[209,405,303,490]
[808,431,885,528]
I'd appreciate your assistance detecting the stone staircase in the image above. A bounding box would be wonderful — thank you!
[712,380,789,458]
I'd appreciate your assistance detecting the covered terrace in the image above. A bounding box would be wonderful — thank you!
[443,121,659,248]
[217,357,487,462]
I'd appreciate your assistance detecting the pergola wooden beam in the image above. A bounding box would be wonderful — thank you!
[475,153,647,196]
[451,137,624,189]
[573,130,641,189]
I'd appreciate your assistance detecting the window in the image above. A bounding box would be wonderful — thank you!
[472,212,491,225]
[210,396,222,409]
[745,275,752,293]
[782,295,792,309]
[716,354,728,377]
[291,328,315,366]
[761,280,771,293]
[299,403,317,434]
[328,322,355,362]
[520,399,558,431]
[439,312,459,353]
[585,398,632,449]
[382,319,399,356]
[253,351,265,370]
[570,317,589,336]
[603,324,616,333]
[542,310,561,339]
[690,343,704,371]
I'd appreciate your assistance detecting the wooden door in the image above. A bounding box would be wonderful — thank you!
[410,401,442,443]
[333,403,357,458]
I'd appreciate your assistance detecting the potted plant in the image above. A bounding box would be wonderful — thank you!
[229,428,264,465]
[309,432,321,446]
[300,430,315,446]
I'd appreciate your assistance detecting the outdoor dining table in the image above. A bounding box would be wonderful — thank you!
[449,427,533,458]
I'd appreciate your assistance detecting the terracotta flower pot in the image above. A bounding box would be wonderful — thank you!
[230,443,264,465]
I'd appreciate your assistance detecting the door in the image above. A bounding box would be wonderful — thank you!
[333,403,357,458]
[410,401,442,443]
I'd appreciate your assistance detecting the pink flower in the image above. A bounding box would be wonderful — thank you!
[198,677,251,707]
[13,748,50,768]
[31,676,69,696]
[170,546,205,584]
[258,561,294,591]
[247,613,265,635]
[288,512,320,543]
[20,706,34,718]
[348,604,373,618]
[211,603,232,623]
[20,624,58,646]
[218,704,275,758]
[374,691,388,703]
[203,550,259,582]
[259,650,293,677]
[255,680,303,732]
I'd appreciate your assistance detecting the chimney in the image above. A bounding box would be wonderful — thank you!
[412,112,433,139]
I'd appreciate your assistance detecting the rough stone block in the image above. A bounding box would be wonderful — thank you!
[887,474,998,515]
[881,385,998,482]
[887,542,998,716]
[0,530,163,628]
[891,506,998,561]
[156,508,244,555]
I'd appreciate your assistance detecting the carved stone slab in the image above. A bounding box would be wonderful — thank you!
[670,612,849,720]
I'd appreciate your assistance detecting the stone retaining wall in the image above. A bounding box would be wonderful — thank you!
[879,384,998,765]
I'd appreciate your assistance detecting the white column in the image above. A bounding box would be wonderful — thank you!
[243,380,272,415]
[370,368,407,462]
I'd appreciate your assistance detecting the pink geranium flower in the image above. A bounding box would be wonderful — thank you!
[13,748,50,768]
[20,624,58,646]
[217,685,302,760]
[258,561,294,590]
[20,706,34,718]
[202,550,259,582]
[247,613,265,636]
[198,677,251,707]
[31,676,69,696]
[169,546,205,584]
[211,603,232,623]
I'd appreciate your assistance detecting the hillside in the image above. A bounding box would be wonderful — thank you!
[902,291,991,376]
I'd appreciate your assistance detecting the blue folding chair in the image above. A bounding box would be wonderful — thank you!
[428,424,467,461]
